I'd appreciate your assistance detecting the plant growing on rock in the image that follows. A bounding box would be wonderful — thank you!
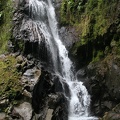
[0,0,13,54]
[0,55,22,112]
[61,0,120,65]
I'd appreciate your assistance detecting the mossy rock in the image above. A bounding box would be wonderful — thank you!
[0,0,13,54]
[61,0,120,65]
[0,54,22,102]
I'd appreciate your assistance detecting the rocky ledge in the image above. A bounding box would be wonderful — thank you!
[77,54,120,119]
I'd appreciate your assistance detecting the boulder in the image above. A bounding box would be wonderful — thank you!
[21,67,41,92]
[0,112,6,120]
[85,55,120,116]
[19,67,41,103]
[16,55,24,64]
[32,70,53,114]
[12,102,32,120]
[51,93,68,120]
[101,104,120,120]
[32,70,69,120]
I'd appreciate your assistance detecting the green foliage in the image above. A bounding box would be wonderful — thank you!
[61,0,119,40]
[17,40,25,52]
[111,40,120,55]
[86,0,98,11]
[61,0,120,63]
[0,0,13,54]
[60,0,86,25]
[92,50,104,63]
[0,55,22,100]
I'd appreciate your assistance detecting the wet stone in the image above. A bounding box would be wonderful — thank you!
[0,112,6,120]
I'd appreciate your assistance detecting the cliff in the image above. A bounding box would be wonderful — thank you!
[61,0,120,65]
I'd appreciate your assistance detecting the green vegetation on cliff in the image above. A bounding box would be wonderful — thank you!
[0,55,22,107]
[61,0,120,64]
[0,0,13,54]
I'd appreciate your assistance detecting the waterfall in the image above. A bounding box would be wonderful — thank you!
[29,0,98,120]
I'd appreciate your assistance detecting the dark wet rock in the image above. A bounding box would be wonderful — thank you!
[75,68,87,81]
[54,0,62,23]
[15,63,21,70]
[100,103,120,120]
[0,99,9,109]
[103,101,113,110]
[48,94,59,109]
[85,55,120,116]
[53,76,70,97]
[51,93,68,120]
[27,54,33,60]
[44,93,68,120]
[32,70,69,120]
[12,0,41,54]
[54,0,62,9]
[59,26,79,49]
[32,70,53,114]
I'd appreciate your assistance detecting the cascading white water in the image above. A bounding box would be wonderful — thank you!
[29,0,98,120]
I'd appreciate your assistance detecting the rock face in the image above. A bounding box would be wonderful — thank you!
[12,102,32,120]
[100,103,120,120]
[12,0,79,54]
[32,70,68,120]
[75,54,120,119]
[59,26,80,49]
[54,0,62,22]
[84,55,120,117]
[13,0,41,56]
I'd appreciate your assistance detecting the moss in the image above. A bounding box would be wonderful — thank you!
[0,0,13,54]
[61,0,120,65]
[92,50,104,63]
[0,55,22,102]
[17,40,25,53]
[60,0,86,25]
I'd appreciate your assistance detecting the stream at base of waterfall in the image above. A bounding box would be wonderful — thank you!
[29,0,98,120]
